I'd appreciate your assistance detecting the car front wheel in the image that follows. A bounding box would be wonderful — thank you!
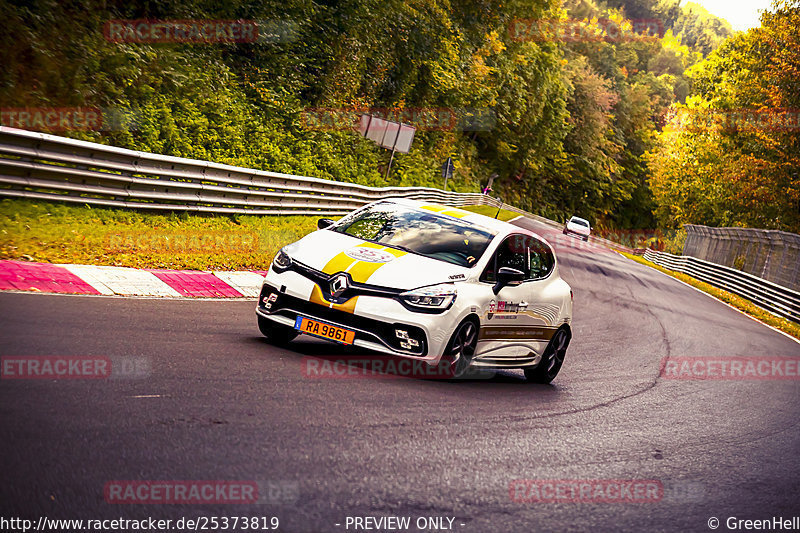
[442,319,478,379]
[525,327,570,384]
[258,316,298,345]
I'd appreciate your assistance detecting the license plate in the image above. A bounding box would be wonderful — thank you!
[294,316,356,345]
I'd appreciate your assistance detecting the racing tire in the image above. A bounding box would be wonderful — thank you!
[583,236,589,242]
[442,318,479,379]
[525,327,570,384]
[258,316,298,345]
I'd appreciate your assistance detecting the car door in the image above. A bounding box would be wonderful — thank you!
[476,233,559,357]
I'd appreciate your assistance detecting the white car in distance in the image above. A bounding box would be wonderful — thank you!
[563,216,591,241]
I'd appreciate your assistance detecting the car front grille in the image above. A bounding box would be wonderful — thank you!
[258,284,427,356]
[278,260,403,304]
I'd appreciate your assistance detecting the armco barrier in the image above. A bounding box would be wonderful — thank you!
[0,127,496,215]
[643,249,800,323]
[0,126,636,254]
[684,224,800,292]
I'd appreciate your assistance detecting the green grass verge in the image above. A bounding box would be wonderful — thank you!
[621,252,800,340]
[0,199,521,271]
[0,199,320,270]
[458,204,520,222]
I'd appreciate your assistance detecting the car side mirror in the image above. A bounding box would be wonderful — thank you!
[493,267,525,295]
[317,218,335,230]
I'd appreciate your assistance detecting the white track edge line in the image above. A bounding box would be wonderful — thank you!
[620,252,800,346]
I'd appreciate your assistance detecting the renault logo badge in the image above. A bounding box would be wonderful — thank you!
[329,273,349,297]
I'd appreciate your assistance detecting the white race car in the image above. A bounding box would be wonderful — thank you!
[256,199,573,382]
[563,216,591,241]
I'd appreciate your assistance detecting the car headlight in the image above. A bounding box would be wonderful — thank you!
[272,249,292,271]
[399,284,457,311]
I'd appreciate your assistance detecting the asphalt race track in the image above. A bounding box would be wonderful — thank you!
[1,217,799,532]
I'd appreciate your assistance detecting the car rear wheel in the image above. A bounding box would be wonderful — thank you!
[525,327,570,384]
[442,319,478,379]
[258,316,298,345]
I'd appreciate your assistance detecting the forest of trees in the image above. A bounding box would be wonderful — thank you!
[1,0,797,232]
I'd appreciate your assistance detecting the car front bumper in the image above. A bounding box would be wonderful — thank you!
[256,268,458,363]
[563,227,590,239]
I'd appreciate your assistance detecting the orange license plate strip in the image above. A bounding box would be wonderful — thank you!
[295,317,356,345]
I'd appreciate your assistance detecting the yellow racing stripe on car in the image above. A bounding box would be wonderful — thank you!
[321,242,406,283]
[321,241,379,276]
[321,243,365,275]
[346,260,384,283]
[419,204,448,213]
[440,208,471,218]
[347,245,407,283]
[321,253,353,275]
[310,284,358,314]
[419,204,471,219]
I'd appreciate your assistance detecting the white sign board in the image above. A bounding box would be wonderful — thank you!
[360,114,416,154]
[394,124,415,154]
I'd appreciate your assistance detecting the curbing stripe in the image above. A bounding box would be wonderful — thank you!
[0,260,267,299]
[212,271,266,298]
[149,270,244,298]
[0,261,101,295]
[62,264,182,297]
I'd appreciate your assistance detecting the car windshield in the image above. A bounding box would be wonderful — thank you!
[332,203,495,268]
[571,218,589,227]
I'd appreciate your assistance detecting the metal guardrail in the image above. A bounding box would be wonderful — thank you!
[0,126,637,254]
[0,126,499,215]
[643,249,800,323]
[684,224,800,292]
